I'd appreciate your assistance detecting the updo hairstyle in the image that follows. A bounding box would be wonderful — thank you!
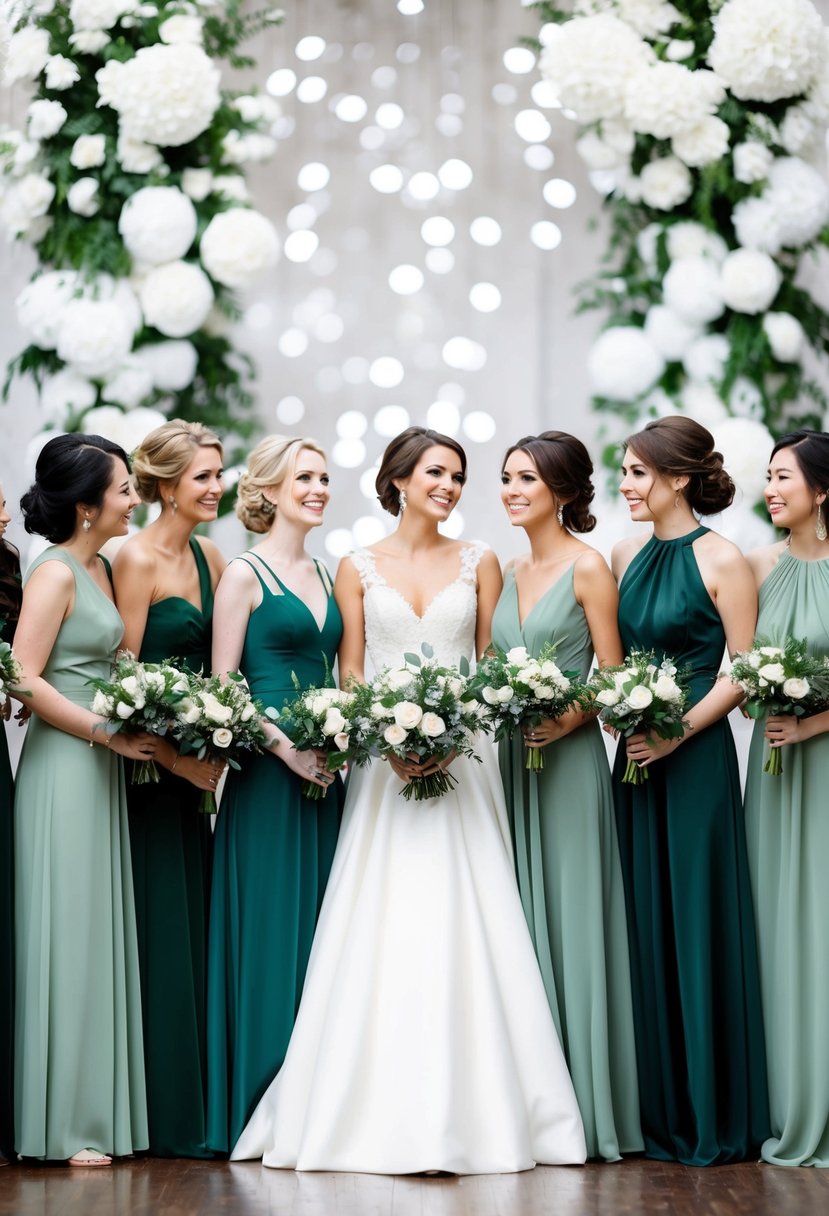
[770,429,829,496]
[236,434,326,533]
[625,416,734,515]
[502,431,597,533]
[20,433,130,544]
[132,419,223,505]
[375,426,467,517]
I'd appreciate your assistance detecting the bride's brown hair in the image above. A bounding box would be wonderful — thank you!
[375,426,467,517]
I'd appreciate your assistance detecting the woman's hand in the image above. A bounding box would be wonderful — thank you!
[387,750,456,780]
[522,714,582,748]
[171,753,226,792]
[108,730,158,761]
[765,714,808,748]
[279,744,335,790]
[14,704,31,725]
[625,731,683,769]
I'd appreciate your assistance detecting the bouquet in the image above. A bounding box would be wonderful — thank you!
[464,642,587,772]
[729,638,829,776]
[172,672,269,813]
[88,652,190,783]
[0,625,23,709]
[272,679,358,800]
[361,644,482,802]
[589,650,689,785]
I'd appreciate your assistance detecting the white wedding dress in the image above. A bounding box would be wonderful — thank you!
[231,542,586,1174]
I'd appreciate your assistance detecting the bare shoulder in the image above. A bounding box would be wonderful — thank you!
[216,554,258,591]
[572,544,611,577]
[693,528,750,573]
[112,533,157,576]
[193,534,226,579]
[26,554,75,593]
[611,532,648,581]
[746,540,787,587]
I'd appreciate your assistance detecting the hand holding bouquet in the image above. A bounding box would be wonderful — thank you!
[88,652,190,783]
[172,672,268,812]
[590,650,689,785]
[0,626,24,714]
[464,642,586,772]
[728,638,829,776]
[273,680,357,800]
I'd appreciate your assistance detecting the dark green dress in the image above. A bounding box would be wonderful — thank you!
[0,549,21,1162]
[613,525,769,1165]
[127,537,214,1158]
[206,553,343,1154]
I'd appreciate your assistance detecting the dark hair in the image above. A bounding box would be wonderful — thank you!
[502,431,596,533]
[375,426,467,517]
[21,433,130,543]
[0,541,22,641]
[625,416,734,515]
[770,429,829,493]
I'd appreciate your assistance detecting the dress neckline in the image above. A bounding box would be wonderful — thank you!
[150,537,210,616]
[508,562,576,633]
[781,548,829,566]
[649,524,708,546]
[245,551,333,635]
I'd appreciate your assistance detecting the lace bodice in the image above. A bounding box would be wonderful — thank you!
[350,541,487,672]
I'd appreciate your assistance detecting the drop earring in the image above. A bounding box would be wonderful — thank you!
[817,502,827,542]
[556,504,564,527]
[399,488,407,513]
[169,496,177,514]
[82,517,91,532]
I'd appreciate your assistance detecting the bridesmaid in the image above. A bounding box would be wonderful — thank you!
[744,429,829,1167]
[112,420,226,1158]
[0,481,22,1166]
[493,431,642,1162]
[206,434,342,1154]
[611,416,769,1165]
[14,433,154,1165]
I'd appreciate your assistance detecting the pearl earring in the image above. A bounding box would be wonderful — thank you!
[169,496,177,514]
[556,504,564,527]
[399,488,407,513]
[82,517,91,532]
[817,502,827,542]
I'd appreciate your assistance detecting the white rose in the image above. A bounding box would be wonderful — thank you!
[383,723,408,747]
[70,0,134,31]
[40,368,96,424]
[748,652,762,669]
[212,727,233,748]
[652,674,682,702]
[534,684,556,700]
[100,358,154,409]
[139,261,214,338]
[56,298,134,378]
[310,694,331,716]
[506,646,529,664]
[322,707,347,737]
[134,340,197,391]
[10,172,55,220]
[766,156,829,249]
[759,646,784,657]
[394,701,423,730]
[672,115,730,168]
[732,196,782,255]
[682,334,730,385]
[198,692,232,725]
[44,54,80,91]
[370,701,387,719]
[757,662,786,683]
[91,689,114,715]
[588,326,664,402]
[666,39,695,61]
[240,702,256,722]
[96,44,221,148]
[709,0,823,103]
[4,27,51,85]
[333,731,349,750]
[733,140,773,185]
[199,208,280,289]
[16,270,79,349]
[638,155,692,210]
[782,677,810,699]
[626,684,654,710]
[119,186,198,265]
[482,686,500,705]
[143,671,165,694]
[780,105,818,156]
[70,133,107,169]
[644,305,701,360]
[116,133,162,174]
[680,382,728,430]
[761,312,804,364]
[181,702,202,725]
[116,701,136,719]
[666,221,728,265]
[446,677,464,697]
[69,30,111,54]
[420,712,446,738]
[616,0,681,39]
[158,14,203,44]
[181,167,213,201]
[516,666,540,687]
[212,174,250,203]
[596,687,621,707]
[386,669,414,692]
[720,249,781,315]
[67,177,100,218]
[496,685,514,704]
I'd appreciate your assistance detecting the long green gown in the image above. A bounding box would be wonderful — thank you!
[14,548,147,1160]
[492,564,643,1161]
[613,525,770,1165]
[127,537,214,1157]
[744,551,829,1167]
[206,553,343,1154]
[0,558,20,1162]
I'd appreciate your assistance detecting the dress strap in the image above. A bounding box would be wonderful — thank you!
[459,540,488,585]
[234,554,283,597]
[190,537,213,614]
[349,548,383,591]
[313,559,334,596]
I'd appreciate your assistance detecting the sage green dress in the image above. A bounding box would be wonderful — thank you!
[206,553,343,1154]
[614,525,769,1165]
[14,548,147,1160]
[127,537,214,1157]
[0,573,20,1162]
[492,564,643,1161]
[744,551,829,1167]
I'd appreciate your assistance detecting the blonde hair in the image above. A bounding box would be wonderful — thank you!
[236,434,326,533]
[132,419,224,504]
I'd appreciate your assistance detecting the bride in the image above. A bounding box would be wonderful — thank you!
[231,427,586,1174]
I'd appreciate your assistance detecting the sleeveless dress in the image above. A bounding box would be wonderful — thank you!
[744,551,829,1167]
[127,537,214,1157]
[231,542,587,1174]
[492,563,643,1161]
[206,553,343,1154]
[14,548,147,1160]
[613,525,770,1165]
[0,552,20,1161]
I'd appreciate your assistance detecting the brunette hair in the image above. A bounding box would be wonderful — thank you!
[502,431,596,533]
[132,419,223,505]
[236,434,327,533]
[625,416,734,515]
[375,426,467,517]
[21,433,130,543]
[770,429,829,494]
[0,541,22,640]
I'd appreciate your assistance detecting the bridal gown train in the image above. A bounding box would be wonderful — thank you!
[232,542,586,1175]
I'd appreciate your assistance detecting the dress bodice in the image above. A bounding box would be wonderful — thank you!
[618,526,722,703]
[755,551,829,657]
[350,542,487,671]
[492,564,593,679]
[140,537,213,674]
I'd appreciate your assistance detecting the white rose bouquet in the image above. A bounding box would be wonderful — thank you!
[359,644,482,802]
[589,649,689,785]
[464,642,588,772]
[171,671,268,812]
[271,678,359,801]
[728,637,829,775]
[0,627,24,708]
[87,651,190,783]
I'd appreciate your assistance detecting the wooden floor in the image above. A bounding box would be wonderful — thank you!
[2,1157,829,1215]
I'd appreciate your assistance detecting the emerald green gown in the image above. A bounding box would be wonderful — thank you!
[127,537,214,1157]
[492,564,643,1161]
[744,551,829,1167]
[206,553,343,1154]
[14,548,147,1160]
[614,525,770,1165]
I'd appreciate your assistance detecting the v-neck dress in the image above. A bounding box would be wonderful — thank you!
[492,563,642,1161]
[14,547,147,1160]
[206,553,343,1154]
[126,537,215,1158]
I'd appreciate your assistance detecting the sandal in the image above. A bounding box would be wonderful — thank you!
[68,1148,112,1167]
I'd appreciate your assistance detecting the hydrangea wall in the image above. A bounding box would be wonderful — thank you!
[1,0,281,462]
[534,0,829,500]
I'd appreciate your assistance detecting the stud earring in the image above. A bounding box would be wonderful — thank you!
[556,504,564,527]
[82,517,91,532]
[817,502,827,542]
[169,496,177,514]
[399,488,407,513]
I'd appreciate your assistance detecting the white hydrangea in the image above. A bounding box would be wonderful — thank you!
[780,105,820,155]
[732,196,783,254]
[67,177,100,217]
[139,260,214,337]
[80,404,168,454]
[682,334,730,383]
[539,14,653,123]
[671,115,730,167]
[56,298,135,378]
[45,55,80,91]
[69,29,110,54]
[766,156,829,248]
[231,94,281,124]
[118,186,197,265]
[220,130,276,165]
[16,269,79,348]
[615,0,680,38]
[665,38,694,61]
[212,174,250,203]
[624,63,724,141]
[733,141,773,184]
[40,368,97,425]
[101,357,154,408]
[763,312,805,361]
[643,305,701,360]
[1,172,55,235]
[27,99,68,141]
[663,256,726,324]
[158,14,203,44]
[116,132,162,174]
[719,248,782,314]
[587,326,664,401]
[96,43,221,148]
[729,376,765,420]
[181,167,213,201]
[576,130,629,170]
[135,339,198,390]
[680,380,728,427]
[712,416,775,502]
[199,208,279,288]
[709,0,824,102]
[666,221,728,264]
[69,0,134,32]
[70,133,107,169]
[4,27,50,84]
[638,156,692,210]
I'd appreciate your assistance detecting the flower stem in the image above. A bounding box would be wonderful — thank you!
[132,759,160,785]
[400,769,459,802]
[623,758,647,785]
[525,745,545,772]
[198,790,217,815]
[301,779,327,801]
[763,744,783,777]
